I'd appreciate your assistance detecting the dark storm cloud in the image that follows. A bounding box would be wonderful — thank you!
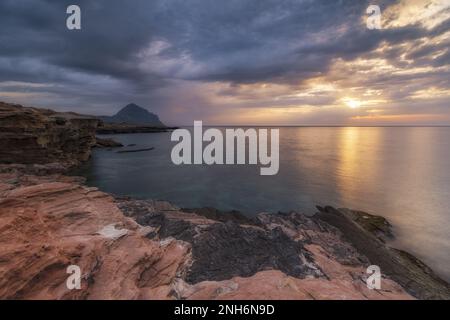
[0,0,402,85]
[0,0,163,85]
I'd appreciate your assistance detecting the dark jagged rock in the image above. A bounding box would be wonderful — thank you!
[94,137,123,148]
[258,211,369,267]
[119,200,323,283]
[318,207,394,242]
[0,102,100,168]
[117,199,450,299]
[314,206,450,300]
[116,147,154,154]
[184,221,320,283]
[182,207,261,226]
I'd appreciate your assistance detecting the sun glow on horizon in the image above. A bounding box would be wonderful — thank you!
[343,97,363,109]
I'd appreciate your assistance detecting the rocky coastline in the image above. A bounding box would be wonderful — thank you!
[96,123,175,135]
[0,102,100,169]
[0,102,449,300]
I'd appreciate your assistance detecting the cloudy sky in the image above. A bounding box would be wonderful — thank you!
[0,0,449,125]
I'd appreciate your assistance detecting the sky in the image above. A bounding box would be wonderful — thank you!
[0,0,449,126]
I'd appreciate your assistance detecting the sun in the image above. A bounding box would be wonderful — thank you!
[343,97,362,109]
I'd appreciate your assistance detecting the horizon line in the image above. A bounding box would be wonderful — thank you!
[172,124,450,128]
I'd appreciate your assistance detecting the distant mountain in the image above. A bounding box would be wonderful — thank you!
[100,103,165,127]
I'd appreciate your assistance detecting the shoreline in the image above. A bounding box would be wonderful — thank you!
[1,164,449,299]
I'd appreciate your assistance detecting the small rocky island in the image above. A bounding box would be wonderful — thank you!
[96,103,176,134]
[0,101,449,300]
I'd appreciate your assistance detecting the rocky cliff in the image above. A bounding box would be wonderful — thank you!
[0,102,100,168]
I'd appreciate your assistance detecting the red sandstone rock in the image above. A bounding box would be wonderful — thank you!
[0,174,189,299]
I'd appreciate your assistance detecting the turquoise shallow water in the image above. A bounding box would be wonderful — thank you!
[79,127,450,281]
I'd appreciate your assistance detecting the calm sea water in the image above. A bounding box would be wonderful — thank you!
[79,127,450,281]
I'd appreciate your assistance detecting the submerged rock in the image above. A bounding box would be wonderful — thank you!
[94,137,123,148]
[116,147,154,153]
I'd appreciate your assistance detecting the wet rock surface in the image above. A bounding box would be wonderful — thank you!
[315,206,450,300]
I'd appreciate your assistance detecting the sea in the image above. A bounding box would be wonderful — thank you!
[78,127,450,281]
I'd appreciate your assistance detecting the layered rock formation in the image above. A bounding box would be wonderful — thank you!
[0,102,100,168]
[0,170,418,300]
